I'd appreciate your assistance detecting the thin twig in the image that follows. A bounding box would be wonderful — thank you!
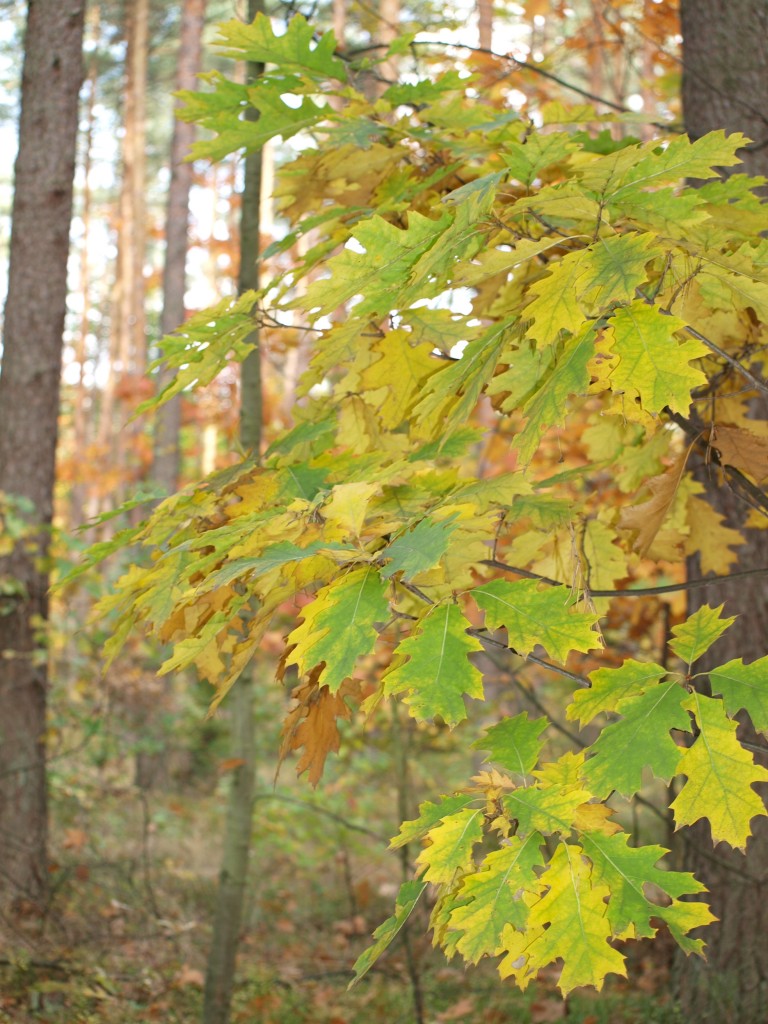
[480,558,768,598]
[346,38,673,129]
[252,792,389,843]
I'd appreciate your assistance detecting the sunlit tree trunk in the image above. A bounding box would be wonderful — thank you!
[203,1,263,1019]
[135,0,208,793]
[676,2,768,1019]
[332,0,345,44]
[71,3,100,528]
[152,0,207,496]
[377,0,399,88]
[102,0,149,505]
[0,0,85,908]
[477,0,492,50]
[120,0,148,378]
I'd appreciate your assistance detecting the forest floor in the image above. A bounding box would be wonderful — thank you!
[0,774,685,1024]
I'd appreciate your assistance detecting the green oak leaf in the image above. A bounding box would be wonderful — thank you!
[580,232,658,310]
[413,318,515,438]
[474,712,548,778]
[581,830,711,942]
[380,516,460,581]
[514,324,596,464]
[709,656,768,734]
[214,13,348,80]
[402,172,504,301]
[349,879,427,986]
[208,540,354,588]
[299,210,452,318]
[504,780,591,838]
[669,604,736,667]
[581,681,689,798]
[568,660,667,727]
[473,578,600,662]
[285,567,389,692]
[383,603,485,726]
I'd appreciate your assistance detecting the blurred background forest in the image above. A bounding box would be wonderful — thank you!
[0,0,733,1021]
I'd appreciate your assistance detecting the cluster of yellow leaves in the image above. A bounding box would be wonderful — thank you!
[85,15,768,997]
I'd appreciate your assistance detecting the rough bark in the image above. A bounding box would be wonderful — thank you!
[202,2,263,1019]
[152,0,207,496]
[676,2,768,1018]
[0,0,85,907]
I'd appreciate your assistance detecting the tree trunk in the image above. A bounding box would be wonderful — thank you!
[0,0,85,908]
[202,2,263,1020]
[102,0,149,507]
[676,2,768,1019]
[70,4,99,529]
[332,0,345,46]
[119,0,149,379]
[153,0,207,496]
[135,0,208,795]
[477,0,492,50]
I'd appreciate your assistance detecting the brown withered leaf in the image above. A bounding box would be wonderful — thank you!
[619,451,689,556]
[278,667,362,786]
[710,424,768,482]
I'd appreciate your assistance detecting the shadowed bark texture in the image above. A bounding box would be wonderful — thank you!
[677,1,768,1018]
[0,0,86,906]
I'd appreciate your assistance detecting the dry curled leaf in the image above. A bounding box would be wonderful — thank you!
[278,667,362,786]
[619,451,689,556]
[710,424,768,482]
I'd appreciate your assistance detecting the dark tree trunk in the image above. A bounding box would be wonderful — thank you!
[0,0,85,907]
[677,1,768,1019]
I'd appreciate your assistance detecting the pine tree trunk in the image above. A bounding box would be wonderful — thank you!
[202,2,263,1020]
[477,0,492,50]
[676,2,768,1018]
[377,0,399,90]
[105,0,149,507]
[135,0,208,796]
[0,0,85,908]
[120,0,148,378]
[70,4,99,528]
[153,0,207,496]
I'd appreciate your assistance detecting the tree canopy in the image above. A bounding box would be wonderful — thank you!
[79,12,768,996]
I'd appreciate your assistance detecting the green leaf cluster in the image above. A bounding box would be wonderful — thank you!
[85,14,768,995]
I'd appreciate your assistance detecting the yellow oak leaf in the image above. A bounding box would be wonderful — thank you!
[572,802,622,836]
[685,493,741,575]
[360,330,442,429]
[512,842,627,994]
[672,692,768,849]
